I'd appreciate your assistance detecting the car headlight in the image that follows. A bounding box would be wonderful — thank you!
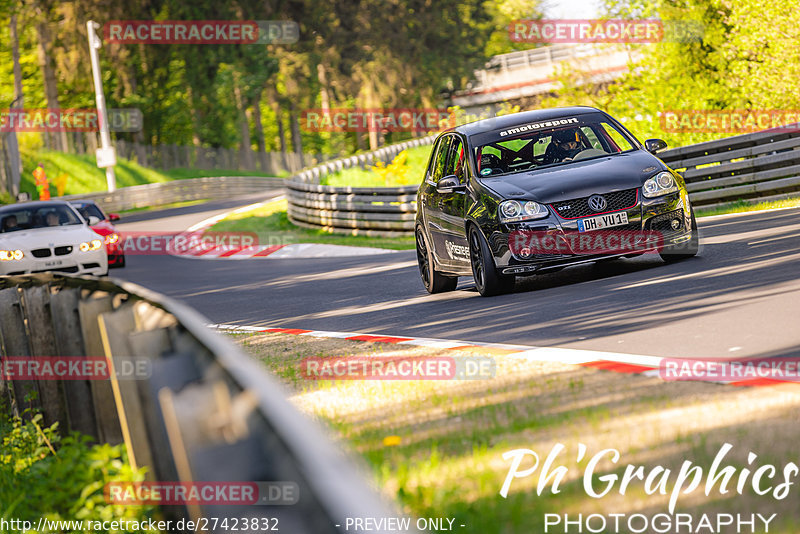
[0,250,24,261]
[79,239,103,252]
[104,233,119,245]
[643,171,679,198]
[498,200,549,223]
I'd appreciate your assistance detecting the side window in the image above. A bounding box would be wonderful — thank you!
[445,137,466,183]
[581,127,602,150]
[534,136,550,157]
[599,122,634,152]
[429,136,452,182]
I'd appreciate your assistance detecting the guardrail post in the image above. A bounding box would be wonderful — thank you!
[50,286,99,439]
[21,284,68,429]
[0,286,36,417]
[78,294,124,444]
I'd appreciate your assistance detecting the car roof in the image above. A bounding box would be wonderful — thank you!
[68,200,96,206]
[450,106,605,137]
[0,200,73,213]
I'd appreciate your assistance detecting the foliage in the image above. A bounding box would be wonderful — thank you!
[0,411,159,531]
[322,145,433,188]
[370,151,410,187]
[0,0,529,167]
[540,0,800,148]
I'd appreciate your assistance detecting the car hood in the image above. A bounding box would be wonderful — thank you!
[0,225,98,249]
[479,150,667,203]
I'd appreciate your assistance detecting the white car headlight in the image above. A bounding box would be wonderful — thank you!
[79,239,103,252]
[499,200,549,223]
[104,233,119,245]
[643,171,679,198]
[0,250,24,261]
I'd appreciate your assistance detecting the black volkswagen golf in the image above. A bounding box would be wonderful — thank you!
[415,106,698,296]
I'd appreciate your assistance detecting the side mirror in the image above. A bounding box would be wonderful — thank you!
[645,138,668,154]
[108,213,120,222]
[436,175,466,194]
[87,216,101,226]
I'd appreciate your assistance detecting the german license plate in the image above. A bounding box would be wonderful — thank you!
[44,260,63,267]
[577,212,629,232]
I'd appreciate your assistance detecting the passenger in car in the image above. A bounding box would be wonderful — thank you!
[45,212,60,226]
[2,215,18,231]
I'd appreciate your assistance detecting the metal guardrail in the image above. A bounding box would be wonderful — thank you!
[287,135,436,236]
[294,135,436,184]
[288,126,800,235]
[658,124,800,210]
[57,175,285,213]
[0,274,406,532]
[287,181,419,236]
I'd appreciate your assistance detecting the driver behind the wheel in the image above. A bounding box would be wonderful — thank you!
[544,129,583,163]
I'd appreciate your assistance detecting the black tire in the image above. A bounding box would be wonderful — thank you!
[468,226,515,297]
[660,208,699,262]
[415,227,458,293]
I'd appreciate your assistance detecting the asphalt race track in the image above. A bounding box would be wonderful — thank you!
[115,199,800,362]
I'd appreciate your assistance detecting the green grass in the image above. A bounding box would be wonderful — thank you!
[209,198,415,249]
[696,197,800,217]
[237,332,800,534]
[20,150,172,197]
[321,145,432,188]
[15,149,279,199]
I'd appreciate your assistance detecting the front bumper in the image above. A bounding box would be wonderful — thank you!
[487,190,692,274]
[0,247,108,276]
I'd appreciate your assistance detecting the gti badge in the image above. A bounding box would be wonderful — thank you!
[588,194,607,212]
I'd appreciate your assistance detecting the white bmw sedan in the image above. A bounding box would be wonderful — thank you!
[0,200,108,276]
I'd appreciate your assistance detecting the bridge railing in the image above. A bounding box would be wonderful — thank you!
[0,274,408,532]
[485,43,599,72]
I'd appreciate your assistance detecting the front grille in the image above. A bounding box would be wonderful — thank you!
[32,266,79,274]
[550,189,638,219]
[82,263,100,269]
[54,246,73,256]
[31,248,51,258]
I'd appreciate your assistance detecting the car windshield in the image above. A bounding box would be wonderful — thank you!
[73,203,105,221]
[0,204,83,233]
[471,114,636,178]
